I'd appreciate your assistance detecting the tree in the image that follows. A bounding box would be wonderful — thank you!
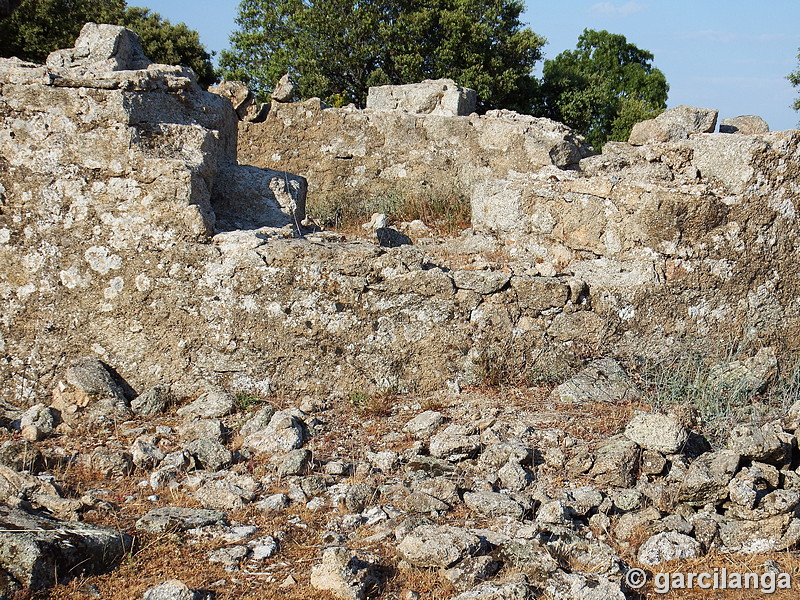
[538,29,668,149]
[789,49,800,113]
[120,7,216,87]
[0,0,215,87]
[219,0,545,111]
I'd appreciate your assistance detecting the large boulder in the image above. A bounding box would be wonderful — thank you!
[0,505,132,591]
[366,78,476,116]
[628,105,718,145]
[720,115,769,134]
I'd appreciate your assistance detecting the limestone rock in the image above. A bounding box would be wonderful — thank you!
[0,505,131,591]
[677,450,740,506]
[242,410,305,455]
[177,390,236,419]
[637,531,702,565]
[451,581,530,600]
[589,437,640,487]
[726,422,791,465]
[429,424,481,460]
[463,491,525,519]
[186,438,233,472]
[272,73,295,103]
[629,105,718,145]
[720,115,769,134]
[51,357,130,425]
[624,412,688,454]
[131,385,174,416]
[142,580,198,600]
[46,23,152,74]
[444,556,501,592]
[209,80,267,122]
[551,359,640,404]
[310,547,376,600]
[135,507,226,533]
[397,525,481,568]
[366,79,476,116]
[708,348,777,395]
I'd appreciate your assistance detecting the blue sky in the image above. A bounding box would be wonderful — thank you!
[140,0,800,130]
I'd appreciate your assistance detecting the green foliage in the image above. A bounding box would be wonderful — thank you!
[0,0,215,87]
[234,392,262,412]
[0,0,125,61]
[220,0,545,111]
[120,7,216,87]
[538,29,668,149]
[789,49,800,114]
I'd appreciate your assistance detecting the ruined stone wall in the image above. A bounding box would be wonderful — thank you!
[237,95,590,207]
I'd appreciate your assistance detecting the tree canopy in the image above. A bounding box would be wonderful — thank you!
[538,29,668,149]
[790,48,800,114]
[219,0,546,111]
[0,0,216,87]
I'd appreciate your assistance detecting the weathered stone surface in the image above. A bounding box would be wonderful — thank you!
[463,491,525,519]
[624,412,688,454]
[553,359,640,404]
[186,437,233,472]
[0,505,131,590]
[310,547,376,600]
[242,410,305,455]
[397,525,481,568]
[366,79,476,116]
[589,437,640,487]
[451,581,530,600]
[720,115,769,134]
[629,105,718,145]
[131,384,174,416]
[444,556,501,592]
[209,80,267,122]
[177,390,236,419]
[637,531,702,565]
[677,450,740,505]
[271,73,295,103]
[46,23,151,73]
[726,422,791,464]
[142,580,198,600]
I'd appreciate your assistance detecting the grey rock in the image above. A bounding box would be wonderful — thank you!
[637,531,703,565]
[497,461,532,492]
[612,488,644,512]
[135,507,226,533]
[725,489,800,521]
[242,410,305,456]
[640,450,667,475]
[397,525,481,568]
[177,390,235,419]
[589,437,640,487]
[209,80,266,122]
[429,424,481,460]
[444,556,501,592]
[403,491,450,513]
[464,491,525,520]
[551,359,640,404]
[131,385,174,416]
[726,422,791,465]
[131,436,165,470]
[562,486,604,517]
[403,411,444,437]
[239,405,277,437]
[142,580,198,600]
[367,79,476,117]
[194,476,257,511]
[18,403,55,440]
[186,438,233,472]
[278,448,311,477]
[46,23,151,73]
[452,270,511,295]
[178,419,224,443]
[207,545,248,569]
[720,115,769,134]
[256,493,290,511]
[52,357,131,424]
[365,450,399,472]
[629,105,718,145]
[310,546,376,600]
[0,505,131,591]
[272,73,295,103]
[677,449,739,506]
[613,506,662,542]
[451,581,530,600]
[536,500,571,524]
[624,412,688,454]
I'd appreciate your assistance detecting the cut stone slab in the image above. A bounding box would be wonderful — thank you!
[0,505,132,591]
[135,507,226,533]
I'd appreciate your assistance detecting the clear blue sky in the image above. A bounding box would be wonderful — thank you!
[138,0,800,130]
